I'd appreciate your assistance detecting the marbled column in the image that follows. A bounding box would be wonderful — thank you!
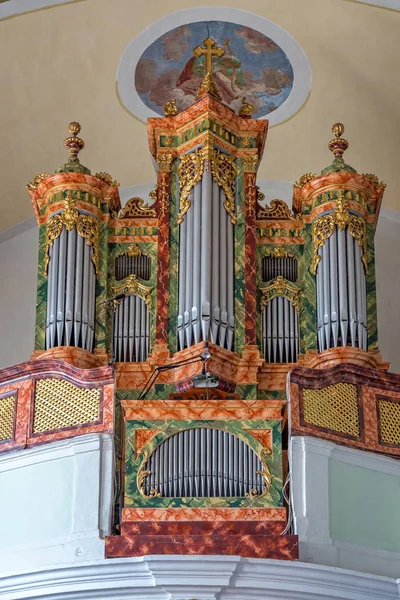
[155,157,173,346]
[243,167,258,346]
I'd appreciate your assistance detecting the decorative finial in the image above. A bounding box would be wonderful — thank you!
[64,121,84,162]
[193,37,224,100]
[163,98,178,117]
[238,96,254,118]
[328,122,348,160]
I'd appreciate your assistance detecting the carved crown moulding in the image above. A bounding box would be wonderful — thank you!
[256,198,296,220]
[114,196,157,219]
[112,275,153,310]
[260,276,301,311]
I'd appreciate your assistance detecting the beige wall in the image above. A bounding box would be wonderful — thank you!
[0,213,398,372]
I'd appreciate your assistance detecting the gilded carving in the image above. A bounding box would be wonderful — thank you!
[119,243,143,257]
[178,149,204,224]
[156,152,174,172]
[312,191,367,274]
[45,192,99,275]
[117,196,157,219]
[246,449,272,498]
[210,150,237,224]
[137,448,162,498]
[94,172,120,187]
[266,248,294,259]
[293,173,317,188]
[242,155,258,172]
[112,274,153,310]
[363,173,386,189]
[163,98,178,117]
[26,173,51,190]
[257,199,295,220]
[260,276,301,312]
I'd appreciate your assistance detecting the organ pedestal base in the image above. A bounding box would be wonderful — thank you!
[105,521,298,560]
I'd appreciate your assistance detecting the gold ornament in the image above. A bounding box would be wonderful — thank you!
[238,96,254,118]
[163,98,178,117]
[245,449,272,498]
[112,274,153,310]
[27,173,51,190]
[156,152,174,172]
[260,276,301,311]
[64,121,84,162]
[293,173,317,188]
[117,197,157,219]
[242,155,258,172]
[94,172,119,187]
[257,199,295,220]
[266,248,294,259]
[119,243,142,257]
[364,173,386,189]
[193,37,224,100]
[177,138,237,225]
[328,122,348,159]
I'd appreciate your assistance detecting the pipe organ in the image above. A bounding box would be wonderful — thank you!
[142,428,266,498]
[27,38,386,561]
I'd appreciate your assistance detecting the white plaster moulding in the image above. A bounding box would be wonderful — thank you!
[117,7,312,127]
[0,0,76,20]
[348,0,400,9]
[0,555,399,600]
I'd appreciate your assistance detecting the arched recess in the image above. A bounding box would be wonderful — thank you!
[139,427,268,498]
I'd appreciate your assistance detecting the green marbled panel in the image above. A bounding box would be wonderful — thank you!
[94,219,110,350]
[366,223,378,350]
[168,160,180,354]
[124,418,283,508]
[234,161,245,355]
[116,383,178,400]
[257,390,287,400]
[107,241,158,355]
[34,224,48,351]
[234,384,258,399]
[112,225,158,237]
[301,222,318,351]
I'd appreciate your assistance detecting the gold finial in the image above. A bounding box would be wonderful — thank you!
[64,121,84,162]
[238,96,254,118]
[163,98,178,117]
[328,122,348,160]
[193,37,224,100]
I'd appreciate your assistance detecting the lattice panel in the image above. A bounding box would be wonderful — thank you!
[33,378,100,434]
[0,394,16,441]
[378,399,400,446]
[303,382,360,437]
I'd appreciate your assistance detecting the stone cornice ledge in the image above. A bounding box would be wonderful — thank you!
[0,556,399,600]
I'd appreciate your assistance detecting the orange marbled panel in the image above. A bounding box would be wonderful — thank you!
[258,363,292,391]
[115,362,153,390]
[302,348,389,371]
[245,429,273,452]
[122,399,284,421]
[256,220,303,230]
[32,347,108,369]
[135,429,162,458]
[122,506,287,522]
[110,218,158,228]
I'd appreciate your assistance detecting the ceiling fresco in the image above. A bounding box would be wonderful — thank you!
[134,22,294,119]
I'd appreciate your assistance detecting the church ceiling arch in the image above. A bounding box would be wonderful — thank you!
[117,7,312,126]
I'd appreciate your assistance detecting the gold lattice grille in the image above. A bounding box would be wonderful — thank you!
[33,378,100,434]
[378,399,400,446]
[303,382,360,437]
[0,394,16,441]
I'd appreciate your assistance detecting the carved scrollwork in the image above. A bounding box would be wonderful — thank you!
[257,199,295,220]
[293,172,317,188]
[245,449,272,498]
[137,448,162,498]
[210,150,237,225]
[27,173,51,190]
[260,276,301,312]
[178,140,238,225]
[112,274,153,310]
[45,192,99,275]
[117,196,157,219]
[312,191,368,274]
[177,149,205,224]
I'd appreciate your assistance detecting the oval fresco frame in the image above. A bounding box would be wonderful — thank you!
[117,7,312,126]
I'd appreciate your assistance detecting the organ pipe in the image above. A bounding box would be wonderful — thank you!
[316,225,367,351]
[113,295,150,362]
[46,224,96,351]
[262,296,299,363]
[178,177,235,351]
[142,428,266,498]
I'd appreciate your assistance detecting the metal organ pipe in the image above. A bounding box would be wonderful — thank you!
[46,224,96,351]
[113,295,150,362]
[316,224,367,351]
[143,428,266,498]
[263,297,299,363]
[178,174,235,351]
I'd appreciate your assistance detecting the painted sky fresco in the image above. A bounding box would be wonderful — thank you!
[135,21,294,119]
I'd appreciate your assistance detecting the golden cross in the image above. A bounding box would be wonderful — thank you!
[193,37,225,76]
